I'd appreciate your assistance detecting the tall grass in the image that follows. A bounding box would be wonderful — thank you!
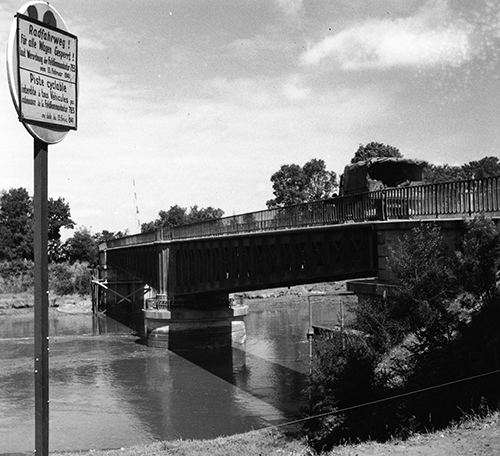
[0,260,34,293]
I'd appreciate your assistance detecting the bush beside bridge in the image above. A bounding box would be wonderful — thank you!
[305,216,500,452]
[0,260,91,309]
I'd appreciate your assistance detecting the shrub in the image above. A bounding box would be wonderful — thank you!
[404,290,500,429]
[49,261,91,295]
[388,219,500,426]
[0,259,34,292]
[71,261,92,295]
[456,216,500,295]
[0,260,92,296]
[305,334,381,451]
[388,224,458,326]
[49,262,74,295]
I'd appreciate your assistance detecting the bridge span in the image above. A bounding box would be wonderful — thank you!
[96,176,500,349]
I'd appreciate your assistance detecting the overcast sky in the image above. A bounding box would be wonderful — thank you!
[1,0,499,235]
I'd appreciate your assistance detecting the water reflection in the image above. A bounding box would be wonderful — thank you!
[0,312,131,340]
[0,296,349,453]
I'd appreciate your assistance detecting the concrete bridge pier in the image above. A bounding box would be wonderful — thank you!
[144,292,248,350]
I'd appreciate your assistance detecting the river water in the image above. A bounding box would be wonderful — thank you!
[0,296,348,453]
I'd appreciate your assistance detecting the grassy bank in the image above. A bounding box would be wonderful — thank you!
[234,281,347,300]
[52,412,500,456]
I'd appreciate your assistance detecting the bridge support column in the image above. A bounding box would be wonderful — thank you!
[144,293,248,350]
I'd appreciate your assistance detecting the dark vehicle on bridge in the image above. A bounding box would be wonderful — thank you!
[340,157,426,196]
[338,157,426,220]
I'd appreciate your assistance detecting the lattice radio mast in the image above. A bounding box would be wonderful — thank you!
[132,178,141,233]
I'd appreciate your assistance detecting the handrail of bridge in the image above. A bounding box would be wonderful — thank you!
[105,175,500,248]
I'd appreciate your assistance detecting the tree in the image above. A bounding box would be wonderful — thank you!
[186,205,224,223]
[63,227,98,265]
[48,197,74,242]
[455,216,500,295]
[141,205,187,232]
[266,158,338,208]
[424,156,500,183]
[423,164,467,183]
[0,188,74,261]
[387,223,460,349]
[140,220,157,233]
[159,205,188,228]
[48,197,74,262]
[351,142,402,164]
[462,156,500,179]
[141,204,224,233]
[94,229,128,244]
[0,188,32,260]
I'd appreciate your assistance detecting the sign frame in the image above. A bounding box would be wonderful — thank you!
[15,12,78,131]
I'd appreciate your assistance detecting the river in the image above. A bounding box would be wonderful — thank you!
[0,295,349,453]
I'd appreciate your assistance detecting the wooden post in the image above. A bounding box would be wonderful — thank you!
[34,138,49,456]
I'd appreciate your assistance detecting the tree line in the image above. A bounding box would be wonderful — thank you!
[266,142,500,209]
[140,205,224,232]
[136,142,500,235]
[0,187,125,266]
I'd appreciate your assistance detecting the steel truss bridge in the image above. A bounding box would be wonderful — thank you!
[100,175,499,294]
[95,175,500,347]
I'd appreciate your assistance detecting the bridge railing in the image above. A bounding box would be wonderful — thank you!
[105,230,158,247]
[106,175,500,247]
[382,177,500,219]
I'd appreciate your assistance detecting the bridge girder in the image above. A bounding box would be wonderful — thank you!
[105,224,378,300]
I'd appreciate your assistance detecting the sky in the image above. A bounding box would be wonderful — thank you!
[0,0,499,236]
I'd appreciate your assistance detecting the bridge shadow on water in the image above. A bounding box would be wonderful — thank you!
[103,308,312,436]
[91,333,310,441]
[107,310,311,424]
[170,345,310,423]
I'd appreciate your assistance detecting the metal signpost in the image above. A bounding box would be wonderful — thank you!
[6,2,78,455]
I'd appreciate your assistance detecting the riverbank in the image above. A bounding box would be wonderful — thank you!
[0,281,348,316]
[0,292,91,314]
[52,412,499,456]
[234,281,348,300]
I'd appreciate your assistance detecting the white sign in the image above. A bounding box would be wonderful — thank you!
[17,14,78,129]
[7,1,78,144]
